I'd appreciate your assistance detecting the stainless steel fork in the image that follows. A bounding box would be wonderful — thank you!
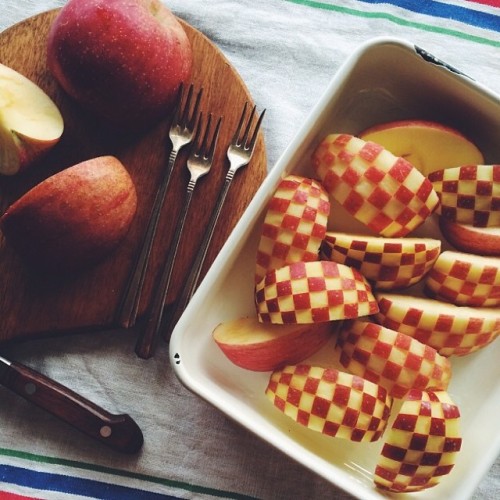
[135,113,222,359]
[115,83,202,329]
[163,102,266,338]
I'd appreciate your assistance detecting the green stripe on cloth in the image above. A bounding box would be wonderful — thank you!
[283,0,500,47]
[0,448,258,500]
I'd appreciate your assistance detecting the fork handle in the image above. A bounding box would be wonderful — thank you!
[135,184,195,359]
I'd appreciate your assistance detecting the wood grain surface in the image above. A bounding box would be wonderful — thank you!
[0,9,267,344]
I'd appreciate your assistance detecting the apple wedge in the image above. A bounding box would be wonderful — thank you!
[375,293,500,357]
[266,364,392,442]
[255,260,379,324]
[337,320,451,399]
[312,134,439,237]
[374,389,461,492]
[0,62,64,175]
[429,164,500,227]
[321,232,441,290]
[212,317,337,372]
[439,218,500,256]
[424,251,500,307]
[0,155,137,272]
[255,175,330,284]
[359,120,483,176]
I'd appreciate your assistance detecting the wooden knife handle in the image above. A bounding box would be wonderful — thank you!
[1,360,144,454]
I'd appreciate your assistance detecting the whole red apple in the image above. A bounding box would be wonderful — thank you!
[46,0,193,131]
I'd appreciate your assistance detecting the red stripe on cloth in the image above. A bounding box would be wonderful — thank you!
[467,0,500,8]
[0,492,41,500]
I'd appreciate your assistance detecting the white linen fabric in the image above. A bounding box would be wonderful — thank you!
[0,1,498,499]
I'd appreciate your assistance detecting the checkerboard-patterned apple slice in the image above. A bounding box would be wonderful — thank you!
[374,389,461,492]
[337,320,452,398]
[266,364,392,442]
[255,260,379,324]
[429,164,500,227]
[312,134,439,237]
[255,175,330,284]
[424,251,500,307]
[321,232,441,290]
[375,293,500,357]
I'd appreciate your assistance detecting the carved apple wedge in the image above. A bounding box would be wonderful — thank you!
[375,293,500,357]
[255,175,330,284]
[0,156,137,272]
[312,134,439,237]
[374,389,462,492]
[424,251,500,307]
[429,164,500,227]
[266,364,392,442]
[0,62,64,175]
[337,320,451,399]
[321,232,441,290]
[255,260,379,324]
[212,317,337,372]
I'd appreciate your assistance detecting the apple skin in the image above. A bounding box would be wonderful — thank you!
[47,0,193,131]
[0,63,64,175]
[213,317,337,372]
[439,217,500,256]
[0,156,137,272]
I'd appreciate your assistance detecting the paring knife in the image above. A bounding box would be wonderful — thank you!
[0,354,143,454]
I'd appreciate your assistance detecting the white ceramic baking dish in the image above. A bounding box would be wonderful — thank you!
[170,37,500,499]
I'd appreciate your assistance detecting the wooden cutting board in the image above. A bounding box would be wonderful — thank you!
[0,9,267,344]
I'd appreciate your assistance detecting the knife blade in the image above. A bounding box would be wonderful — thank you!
[0,355,143,454]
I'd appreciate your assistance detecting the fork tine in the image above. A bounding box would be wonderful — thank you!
[247,108,266,152]
[239,104,256,148]
[198,114,213,156]
[178,83,193,127]
[206,116,222,160]
[187,87,203,130]
[232,102,248,145]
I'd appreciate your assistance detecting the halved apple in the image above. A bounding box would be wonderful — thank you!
[312,134,439,237]
[375,293,500,357]
[374,389,461,492]
[0,63,64,175]
[212,316,337,372]
[337,320,451,398]
[359,120,483,176]
[255,175,330,284]
[266,364,392,442]
[321,232,440,290]
[424,251,500,307]
[255,260,379,324]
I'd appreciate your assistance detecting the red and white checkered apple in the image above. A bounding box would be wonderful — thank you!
[255,260,379,324]
[375,293,500,357]
[337,320,451,399]
[311,134,439,237]
[424,250,500,307]
[265,364,392,442]
[321,231,441,290]
[255,175,330,284]
[212,316,337,372]
[429,164,500,227]
[374,389,462,492]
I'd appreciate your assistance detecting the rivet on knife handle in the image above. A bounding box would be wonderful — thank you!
[0,356,144,454]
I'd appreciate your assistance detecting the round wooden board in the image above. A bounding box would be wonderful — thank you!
[0,9,267,344]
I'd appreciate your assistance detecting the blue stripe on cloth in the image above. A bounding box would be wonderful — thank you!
[0,464,181,500]
[356,0,500,31]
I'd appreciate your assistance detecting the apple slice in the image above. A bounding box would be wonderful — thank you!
[359,120,483,176]
[212,317,337,372]
[374,389,461,492]
[337,320,451,399]
[312,134,439,237]
[375,293,500,357]
[255,260,379,324]
[429,164,500,227]
[255,175,330,284]
[0,156,137,272]
[321,232,440,290]
[0,63,64,175]
[266,364,392,442]
[424,251,500,307]
[439,218,500,256]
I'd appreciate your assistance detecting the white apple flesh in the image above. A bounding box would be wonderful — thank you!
[0,63,64,175]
